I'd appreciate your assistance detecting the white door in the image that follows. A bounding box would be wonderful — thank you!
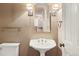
[61,3,79,56]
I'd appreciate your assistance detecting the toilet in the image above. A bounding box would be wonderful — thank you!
[0,43,20,56]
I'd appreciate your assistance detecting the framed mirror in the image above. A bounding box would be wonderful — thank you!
[34,4,51,32]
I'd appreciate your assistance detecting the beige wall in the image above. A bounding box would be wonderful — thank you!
[0,3,61,56]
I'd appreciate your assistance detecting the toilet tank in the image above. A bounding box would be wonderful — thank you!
[0,43,20,56]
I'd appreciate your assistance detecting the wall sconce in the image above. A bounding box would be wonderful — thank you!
[50,3,62,16]
[51,4,63,28]
[26,4,33,16]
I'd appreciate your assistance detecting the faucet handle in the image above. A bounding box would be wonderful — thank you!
[45,40,47,43]
[38,40,40,43]
[41,39,43,42]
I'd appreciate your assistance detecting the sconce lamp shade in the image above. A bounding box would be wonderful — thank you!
[52,4,62,10]
[26,4,33,16]
[26,4,33,10]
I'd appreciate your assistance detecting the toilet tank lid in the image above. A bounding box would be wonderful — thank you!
[0,43,20,46]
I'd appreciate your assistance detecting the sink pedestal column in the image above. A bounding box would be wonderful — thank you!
[40,51,46,56]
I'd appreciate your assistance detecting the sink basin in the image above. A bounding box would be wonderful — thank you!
[29,38,56,56]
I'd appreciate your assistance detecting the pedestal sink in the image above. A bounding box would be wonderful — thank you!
[29,38,56,56]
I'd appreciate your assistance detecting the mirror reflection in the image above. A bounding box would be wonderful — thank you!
[34,4,51,32]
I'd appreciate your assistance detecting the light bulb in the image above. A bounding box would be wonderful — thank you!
[52,4,59,10]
